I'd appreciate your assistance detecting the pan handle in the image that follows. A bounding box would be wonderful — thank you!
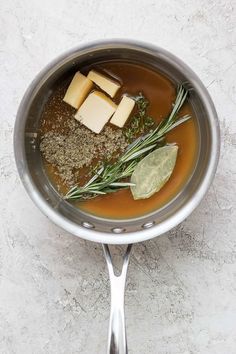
[102,244,132,354]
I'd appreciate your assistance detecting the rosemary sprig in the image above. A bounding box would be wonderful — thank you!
[64,85,191,201]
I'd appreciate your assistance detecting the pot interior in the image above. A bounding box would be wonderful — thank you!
[17,43,218,236]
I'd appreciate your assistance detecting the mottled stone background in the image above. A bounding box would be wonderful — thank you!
[0,0,236,353]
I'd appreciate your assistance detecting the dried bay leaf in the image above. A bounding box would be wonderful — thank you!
[130,145,178,200]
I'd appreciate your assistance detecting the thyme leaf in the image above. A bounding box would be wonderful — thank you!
[124,92,155,142]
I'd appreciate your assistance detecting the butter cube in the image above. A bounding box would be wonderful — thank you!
[110,96,135,128]
[63,72,93,109]
[74,91,117,134]
[87,70,121,98]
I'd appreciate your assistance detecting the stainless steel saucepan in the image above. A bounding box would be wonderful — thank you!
[14,40,220,354]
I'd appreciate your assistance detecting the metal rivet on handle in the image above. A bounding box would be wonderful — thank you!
[112,227,125,234]
[81,221,95,229]
[142,221,155,229]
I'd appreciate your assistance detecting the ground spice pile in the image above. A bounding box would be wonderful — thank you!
[40,117,128,186]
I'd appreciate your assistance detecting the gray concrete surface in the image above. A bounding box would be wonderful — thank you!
[0,0,236,353]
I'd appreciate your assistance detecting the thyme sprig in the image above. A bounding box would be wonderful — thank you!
[64,85,191,201]
[124,93,155,142]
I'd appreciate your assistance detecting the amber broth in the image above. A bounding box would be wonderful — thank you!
[40,61,198,219]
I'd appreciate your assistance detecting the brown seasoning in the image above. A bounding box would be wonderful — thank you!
[40,86,128,187]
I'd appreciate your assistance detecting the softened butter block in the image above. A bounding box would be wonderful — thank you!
[74,91,117,134]
[63,72,93,109]
[87,70,121,98]
[110,96,135,128]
